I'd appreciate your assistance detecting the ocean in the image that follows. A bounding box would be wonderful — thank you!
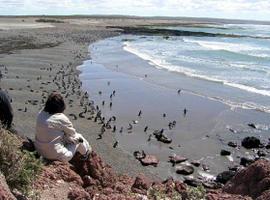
[78,22,270,178]
[123,23,270,113]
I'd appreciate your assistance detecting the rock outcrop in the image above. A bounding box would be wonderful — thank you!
[0,172,16,200]
[223,159,270,199]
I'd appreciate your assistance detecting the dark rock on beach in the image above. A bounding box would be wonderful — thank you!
[240,156,255,167]
[241,136,261,149]
[220,150,231,156]
[175,165,194,175]
[216,171,236,184]
[184,177,202,187]
[133,150,159,167]
[228,141,237,148]
[169,155,188,165]
[153,130,172,144]
[140,155,159,167]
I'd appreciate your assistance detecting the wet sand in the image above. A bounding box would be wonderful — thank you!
[0,16,180,180]
[78,36,270,180]
[1,16,269,183]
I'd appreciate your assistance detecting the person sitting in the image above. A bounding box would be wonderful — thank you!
[35,92,91,162]
[0,89,13,130]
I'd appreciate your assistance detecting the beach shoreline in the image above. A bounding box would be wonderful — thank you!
[0,16,173,180]
[1,16,269,184]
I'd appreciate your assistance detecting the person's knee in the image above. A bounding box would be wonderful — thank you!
[58,151,74,162]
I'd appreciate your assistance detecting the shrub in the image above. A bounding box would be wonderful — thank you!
[0,128,43,195]
[35,18,64,23]
[186,185,206,200]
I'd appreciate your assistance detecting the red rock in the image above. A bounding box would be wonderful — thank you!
[140,155,159,167]
[70,151,118,188]
[82,175,99,187]
[68,187,91,200]
[223,159,270,199]
[34,161,83,189]
[256,190,270,200]
[131,174,151,195]
[0,173,16,200]
[169,155,188,164]
[207,190,252,200]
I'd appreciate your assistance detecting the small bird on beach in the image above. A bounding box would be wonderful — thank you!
[112,125,116,132]
[163,113,166,118]
[119,127,123,133]
[102,101,105,106]
[183,108,187,116]
[147,134,152,142]
[97,134,103,140]
[132,120,138,124]
[109,102,112,108]
[113,141,118,148]
[144,126,148,132]
[127,123,133,130]
[177,89,181,94]
[138,110,142,117]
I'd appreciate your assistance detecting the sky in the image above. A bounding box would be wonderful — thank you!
[1,0,270,21]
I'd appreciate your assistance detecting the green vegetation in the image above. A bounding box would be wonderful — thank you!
[147,184,206,200]
[0,128,43,195]
[186,185,206,200]
[35,18,64,23]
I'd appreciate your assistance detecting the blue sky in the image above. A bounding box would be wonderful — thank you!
[1,0,270,21]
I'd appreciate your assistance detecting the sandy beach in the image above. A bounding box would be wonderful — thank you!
[0,16,184,180]
[1,16,269,186]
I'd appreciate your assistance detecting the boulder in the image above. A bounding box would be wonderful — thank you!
[169,155,188,165]
[0,173,16,200]
[228,141,237,148]
[176,165,194,175]
[216,171,236,184]
[257,150,267,157]
[68,187,91,200]
[220,150,231,156]
[223,159,270,199]
[184,177,202,187]
[131,174,151,195]
[191,160,201,167]
[140,155,159,167]
[241,137,261,149]
[207,190,252,200]
[153,130,172,144]
[240,156,255,167]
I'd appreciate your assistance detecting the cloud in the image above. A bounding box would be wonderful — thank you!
[0,0,269,20]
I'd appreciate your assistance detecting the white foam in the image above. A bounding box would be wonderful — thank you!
[124,42,270,97]
[183,38,268,54]
[123,41,270,113]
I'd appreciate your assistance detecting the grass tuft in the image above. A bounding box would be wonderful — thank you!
[0,128,43,195]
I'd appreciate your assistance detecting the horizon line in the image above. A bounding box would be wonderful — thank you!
[0,14,269,24]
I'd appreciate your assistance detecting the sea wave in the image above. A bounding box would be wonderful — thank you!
[182,38,270,58]
[123,42,270,98]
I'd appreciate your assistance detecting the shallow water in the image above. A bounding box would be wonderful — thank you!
[78,32,270,179]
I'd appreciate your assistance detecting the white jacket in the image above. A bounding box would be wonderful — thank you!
[35,110,86,161]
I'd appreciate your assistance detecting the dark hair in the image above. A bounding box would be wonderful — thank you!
[44,93,66,114]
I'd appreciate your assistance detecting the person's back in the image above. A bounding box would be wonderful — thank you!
[0,90,13,129]
[35,92,91,162]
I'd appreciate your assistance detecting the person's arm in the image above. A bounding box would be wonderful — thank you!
[60,114,81,143]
